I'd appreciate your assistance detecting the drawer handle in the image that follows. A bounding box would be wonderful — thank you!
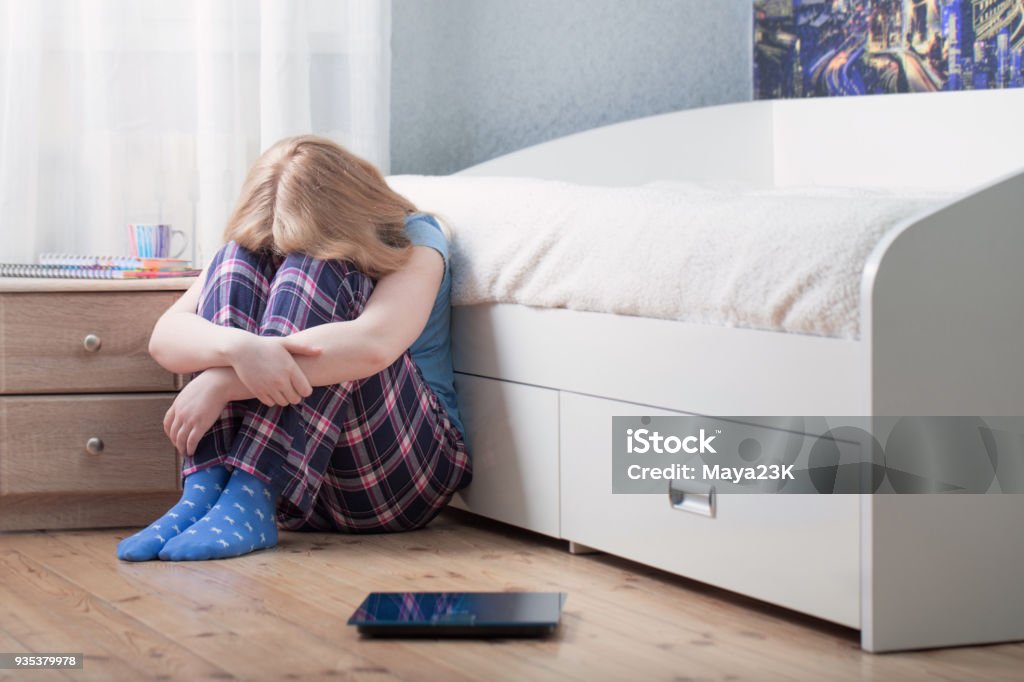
[85,437,105,455]
[668,481,716,518]
[83,334,102,352]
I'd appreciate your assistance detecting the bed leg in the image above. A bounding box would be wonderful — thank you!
[568,541,600,555]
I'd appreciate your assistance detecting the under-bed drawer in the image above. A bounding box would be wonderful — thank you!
[452,373,560,537]
[0,394,180,496]
[559,392,860,628]
[0,291,180,393]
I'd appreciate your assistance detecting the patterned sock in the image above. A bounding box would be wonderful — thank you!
[116,466,230,562]
[158,468,278,561]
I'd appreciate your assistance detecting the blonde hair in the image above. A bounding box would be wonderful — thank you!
[223,135,417,278]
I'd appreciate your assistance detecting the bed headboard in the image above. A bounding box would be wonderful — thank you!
[459,89,1024,193]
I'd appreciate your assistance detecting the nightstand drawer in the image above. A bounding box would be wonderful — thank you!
[0,291,180,393]
[0,394,180,495]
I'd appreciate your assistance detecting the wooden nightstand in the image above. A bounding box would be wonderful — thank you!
[0,277,194,530]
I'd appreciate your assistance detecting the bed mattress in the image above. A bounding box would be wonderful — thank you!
[387,175,953,338]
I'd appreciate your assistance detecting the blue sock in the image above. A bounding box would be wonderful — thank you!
[158,468,278,561]
[117,466,230,561]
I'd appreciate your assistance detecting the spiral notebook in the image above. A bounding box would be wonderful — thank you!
[0,254,201,280]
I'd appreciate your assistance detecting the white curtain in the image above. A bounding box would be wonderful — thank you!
[0,0,391,266]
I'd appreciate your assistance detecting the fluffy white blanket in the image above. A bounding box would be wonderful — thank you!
[387,175,952,338]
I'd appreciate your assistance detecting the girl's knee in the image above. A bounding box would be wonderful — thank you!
[268,256,374,322]
[205,242,279,285]
[277,253,365,283]
[219,241,278,270]
[198,242,278,326]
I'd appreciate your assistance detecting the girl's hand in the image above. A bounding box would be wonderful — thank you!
[164,369,234,456]
[227,334,322,406]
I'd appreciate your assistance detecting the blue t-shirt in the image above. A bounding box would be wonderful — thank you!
[404,213,466,438]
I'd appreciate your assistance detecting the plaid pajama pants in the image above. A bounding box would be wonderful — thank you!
[182,241,472,533]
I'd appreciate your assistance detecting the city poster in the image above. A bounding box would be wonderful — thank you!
[754,0,1024,98]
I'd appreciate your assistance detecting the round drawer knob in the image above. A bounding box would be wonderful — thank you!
[85,437,104,455]
[83,334,102,352]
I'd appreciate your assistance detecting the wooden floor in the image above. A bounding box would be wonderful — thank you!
[2,511,1023,682]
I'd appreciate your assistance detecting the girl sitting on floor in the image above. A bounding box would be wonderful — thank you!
[117,135,471,561]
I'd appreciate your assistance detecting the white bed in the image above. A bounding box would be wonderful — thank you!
[392,89,1024,652]
[389,175,953,339]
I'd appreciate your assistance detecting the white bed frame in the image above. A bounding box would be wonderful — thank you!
[445,89,1024,652]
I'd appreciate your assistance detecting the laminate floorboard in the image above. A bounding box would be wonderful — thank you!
[1,511,1021,681]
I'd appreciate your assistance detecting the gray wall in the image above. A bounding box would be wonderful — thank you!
[391,0,753,175]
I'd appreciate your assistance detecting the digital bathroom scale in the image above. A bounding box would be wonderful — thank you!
[347,591,566,638]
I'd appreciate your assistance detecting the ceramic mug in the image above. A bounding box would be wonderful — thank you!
[129,224,188,259]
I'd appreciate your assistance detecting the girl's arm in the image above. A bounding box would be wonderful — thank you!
[223,245,444,395]
[164,246,445,455]
[153,247,444,395]
[148,270,321,406]
[148,270,242,373]
[286,245,444,385]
